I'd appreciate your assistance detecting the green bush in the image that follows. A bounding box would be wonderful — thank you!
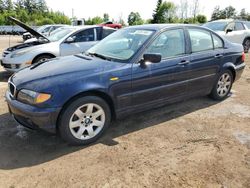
[36,18,55,26]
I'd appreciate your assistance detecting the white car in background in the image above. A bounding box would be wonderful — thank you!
[1,17,116,72]
[203,19,250,53]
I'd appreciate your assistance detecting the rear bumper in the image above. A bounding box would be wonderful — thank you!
[5,91,61,133]
[235,63,246,81]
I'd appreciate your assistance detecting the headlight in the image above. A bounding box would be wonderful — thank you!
[10,50,28,58]
[17,89,51,105]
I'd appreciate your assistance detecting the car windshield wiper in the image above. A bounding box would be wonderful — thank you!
[86,52,112,61]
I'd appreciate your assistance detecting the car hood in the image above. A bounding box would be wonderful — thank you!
[9,16,49,41]
[6,40,49,52]
[11,55,125,89]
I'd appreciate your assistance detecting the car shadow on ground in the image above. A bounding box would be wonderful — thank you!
[0,96,221,170]
[0,70,12,82]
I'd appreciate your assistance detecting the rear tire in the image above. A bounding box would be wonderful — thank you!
[58,96,111,145]
[209,70,233,101]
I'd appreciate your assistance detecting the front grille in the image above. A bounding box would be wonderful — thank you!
[2,63,21,69]
[8,82,16,97]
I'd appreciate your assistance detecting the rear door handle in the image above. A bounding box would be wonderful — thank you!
[178,60,190,66]
[215,54,223,58]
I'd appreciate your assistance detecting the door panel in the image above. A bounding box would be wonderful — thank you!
[131,29,189,107]
[187,50,221,94]
[131,55,190,107]
[225,22,246,44]
[186,28,223,95]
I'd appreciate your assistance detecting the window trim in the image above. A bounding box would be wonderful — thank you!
[211,32,224,49]
[234,22,245,31]
[187,28,214,54]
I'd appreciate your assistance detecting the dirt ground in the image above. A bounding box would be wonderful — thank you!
[0,35,249,188]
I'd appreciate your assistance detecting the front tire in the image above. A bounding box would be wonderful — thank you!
[58,96,111,145]
[209,70,233,100]
[33,55,54,64]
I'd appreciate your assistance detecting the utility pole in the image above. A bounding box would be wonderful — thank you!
[72,8,74,19]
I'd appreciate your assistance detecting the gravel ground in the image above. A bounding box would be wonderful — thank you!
[0,36,249,188]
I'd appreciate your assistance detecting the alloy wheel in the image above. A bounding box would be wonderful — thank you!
[69,103,105,140]
[217,73,232,97]
[37,58,49,63]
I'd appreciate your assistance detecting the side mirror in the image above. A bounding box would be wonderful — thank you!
[143,53,162,64]
[226,28,233,34]
[65,37,75,43]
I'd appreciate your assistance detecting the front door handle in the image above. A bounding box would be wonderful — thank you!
[178,60,190,66]
[215,54,223,58]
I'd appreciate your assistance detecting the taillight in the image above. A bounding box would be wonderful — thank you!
[242,52,246,62]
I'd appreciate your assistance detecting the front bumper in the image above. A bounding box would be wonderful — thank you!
[235,63,246,81]
[1,53,32,72]
[5,91,61,133]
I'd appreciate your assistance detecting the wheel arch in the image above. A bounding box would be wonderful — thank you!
[32,53,57,64]
[243,36,250,52]
[243,36,250,44]
[56,90,116,131]
[222,62,236,81]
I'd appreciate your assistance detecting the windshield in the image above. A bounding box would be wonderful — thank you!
[47,28,75,42]
[37,25,49,33]
[203,22,228,31]
[87,28,154,61]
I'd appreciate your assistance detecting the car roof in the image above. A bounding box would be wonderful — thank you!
[72,25,116,31]
[123,24,202,31]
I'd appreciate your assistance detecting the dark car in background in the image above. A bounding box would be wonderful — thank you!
[6,24,245,145]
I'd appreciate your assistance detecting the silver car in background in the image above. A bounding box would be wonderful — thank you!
[1,17,116,72]
[22,24,67,41]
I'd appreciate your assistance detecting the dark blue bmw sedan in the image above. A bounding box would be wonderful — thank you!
[6,24,246,145]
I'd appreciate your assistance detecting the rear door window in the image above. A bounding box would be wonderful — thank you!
[188,28,213,53]
[212,34,223,49]
[235,22,245,31]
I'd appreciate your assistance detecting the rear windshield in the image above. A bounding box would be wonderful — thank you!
[244,22,250,29]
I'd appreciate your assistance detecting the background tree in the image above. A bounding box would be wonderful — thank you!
[239,9,248,20]
[151,0,162,23]
[128,12,143,25]
[211,6,221,21]
[211,6,237,20]
[179,0,188,20]
[36,0,48,13]
[91,16,103,24]
[5,0,13,12]
[159,1,177,23]
[196,14,207,23]
[191,0,199,19]
[0,0,5,12]
[103,13,109,22]
[223,6,236,19]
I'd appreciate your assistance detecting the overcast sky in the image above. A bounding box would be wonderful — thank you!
[46,0,250,21]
